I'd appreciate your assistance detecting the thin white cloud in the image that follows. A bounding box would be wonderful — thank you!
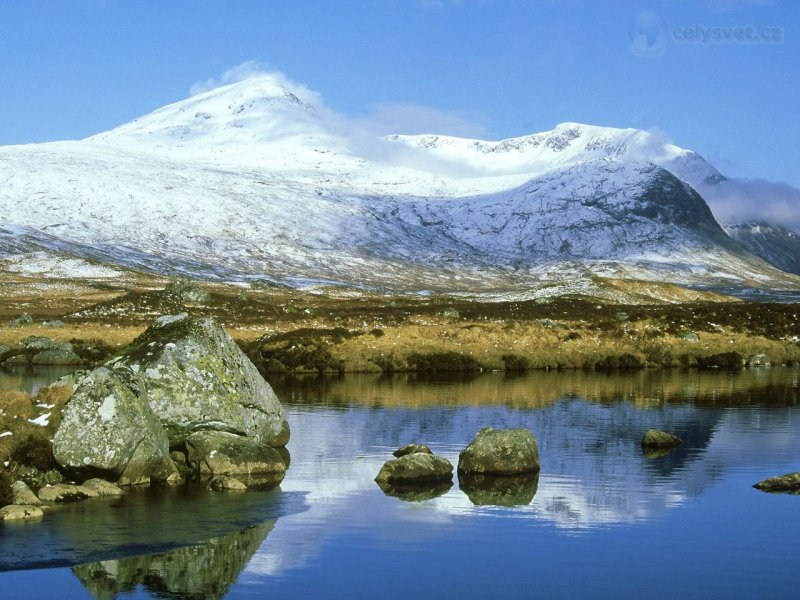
[701,178,800,232]
[352,102,490,138]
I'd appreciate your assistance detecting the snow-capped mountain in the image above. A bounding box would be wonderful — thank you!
[0,73,796,295]
[724,222,800,276]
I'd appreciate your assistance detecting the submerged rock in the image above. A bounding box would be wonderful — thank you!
[208,475,248,492]
[186,431,287,478]
[0,504,44,521]
[457,427,540,476]
[459,472,539,507]
[641,429,683,450]
[375,453,453,484]
[753,472,800,493]
[393,443,432,458]
[10,481,41,506]
[81,478,125,497]
[376,479,452,502]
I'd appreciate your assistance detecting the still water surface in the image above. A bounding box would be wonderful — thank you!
[1,367,798,599]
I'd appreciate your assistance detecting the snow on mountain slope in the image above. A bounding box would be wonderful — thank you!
[0,73,795,295]
[724,222,800,276]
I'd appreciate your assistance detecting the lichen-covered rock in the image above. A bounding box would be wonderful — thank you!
[641,429,683,449]
[164,280,211,304]
[81,478,125,496]
[186,431,287,478]
[9,313,33,327]
[37,483,93,503]
[375,453,453,484]
[753,472,800,493]
[457,427,540,476]
[393,444,432,458]
[209,475,247,491]
[747,353,770,367]
[0,504,44,521]
[109,314,288,448]
[11,481,41,506]
[53,367,176,485]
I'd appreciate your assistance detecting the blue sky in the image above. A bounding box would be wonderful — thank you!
[0,0,797,187]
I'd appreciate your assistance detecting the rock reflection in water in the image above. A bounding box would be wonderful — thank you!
[459,473,539,507]
[73,522,274,600]
[376,479,453,502]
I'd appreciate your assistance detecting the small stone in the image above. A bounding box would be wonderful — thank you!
[375,453,453,484]
[11,481,41,506]
[393,444,433,458]
[81,478,125,496]
[641,429,683,449]
[753,472,800,493]
[0,504,44,521]
[209,475,247,491]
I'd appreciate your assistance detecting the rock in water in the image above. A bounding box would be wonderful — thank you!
[641,429,683,450]
[459,472,539,507]
[374,453,453,484]
[108,314,288,448]
[208,475,248,491]
[81,478,125,496]
[186,431,287,478]
[457,427,540,476]
[0,505,44,521]
[52,314,289,486]
[393,444,433,458]
[753,472,800,493]
[37,484,93,503]
[53,367,177,485]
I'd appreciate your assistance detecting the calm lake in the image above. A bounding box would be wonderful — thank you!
[1,367,799,599]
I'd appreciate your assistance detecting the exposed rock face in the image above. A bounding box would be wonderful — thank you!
[753,472,800,493]
[108,314,287,447]
[641,429,683,450]
[10,481,41,506]
[185,431,287,478]
[457,427,541,476]
[375,452,453,484]
[393,444,432,458]
[52,314,289,485]
[53,367,176,485]
[0,504,44,521]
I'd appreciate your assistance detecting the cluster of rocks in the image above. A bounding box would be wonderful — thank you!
[375,427,541,506]
[1,314,291,522]
[0,478,124,522]
[52,314,289,491]
[0,335,84,367]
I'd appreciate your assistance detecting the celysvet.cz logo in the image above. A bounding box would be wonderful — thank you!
[629,11,784,57]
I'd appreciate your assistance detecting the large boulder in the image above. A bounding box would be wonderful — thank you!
[457,427,541,476]
[52,314,289,486]
[375,453,453,485]
[641,429,682,449]
[53,367,177,485]
[108,314,288,447]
